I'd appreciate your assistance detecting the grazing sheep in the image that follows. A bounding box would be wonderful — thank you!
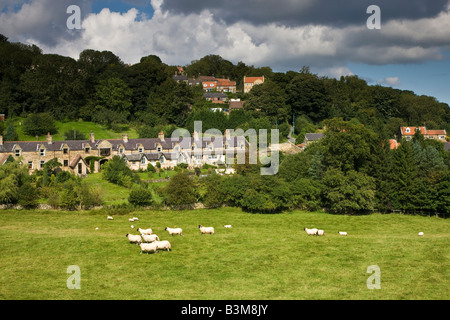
[126,233,142,244]
[224,225,232,228]
[133,217,139,221]
[154,240,171,251]
[418,232,424,236]
[339,231,348,236]
[129,218,134,222]
[131,225,134,229]
[317,229,325,236]
[142,234,159,243]
[198,225,215,234]
[304,228,318,235]
[137,228,153,235]
[165,227,183,236]
[107,216,114,220]
[139,242,158,254]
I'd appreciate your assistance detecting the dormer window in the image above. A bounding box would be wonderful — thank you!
[15,149,21,157]
[157,146,162,152]
[85,147,90,153]
[119,148,124,154]
[405,128,410,133]
[40,149,45,156]
[138,147,143,153]
[63,148,68,154]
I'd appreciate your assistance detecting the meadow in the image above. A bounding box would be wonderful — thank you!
[0,208,448,300]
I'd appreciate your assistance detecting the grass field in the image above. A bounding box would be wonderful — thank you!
[0,208,448,300]
[10,118,138,141]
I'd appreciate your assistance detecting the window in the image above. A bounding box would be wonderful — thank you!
[15,149,20,157]
[405,128,410,133]
[138,147,143,153]
[63,148,68,154]
[439,136,445,139]
[40,161,45,169]
[85,147,90,153]
[157,146,162,152]
[28,161,33,169]
[40,149,45,156]
[119,148,124,154]
[141,157,146,165]
[64,160,69,167]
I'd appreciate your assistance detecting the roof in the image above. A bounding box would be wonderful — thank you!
[244,76,264,83]
[400,126,426,136]
[388,139,400,150]
[203,92,228,99]
[216,78,236,86]
[198,76,216,81]
[69,154,87,169]
[305,133,325,141]
[426,129,446,135]
[229,101,244,109]
[172,75,188,81]
[0,154,8,165]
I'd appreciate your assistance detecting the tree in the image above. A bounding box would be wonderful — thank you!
[128,186,153,207]
[22,113,57,136]
[64,129,87,140]
[18,182,38,209]
[163,171,197,209]
[202,174,225,208]
[101,156,136,187]
[3,123,18,141]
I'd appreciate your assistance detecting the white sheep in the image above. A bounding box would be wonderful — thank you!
[133,217,139,221]
[154,240,171,251]
[198,225,215,234]
[107,216,114,220]
[317,229,325,236]
[338,231,348,236]
[142,234,160,243]
[304,227,318,235]
[418,232,424,236]
[129,218,134,222]
[137,228,153,235]
[165,227,183,236]
[126,233,142,244]
[224,225,232,228]
[139,242,158,254]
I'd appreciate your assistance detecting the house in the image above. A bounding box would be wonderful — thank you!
[243,76,264,93]
[172,74,188,84]
[399,126,446,141]
[304,133,325,145]
[215,78,236,93]
[229,99,244,111]
[203,92,228,104]
[188,78,202,86]
[202,81,217,92]
[0,130,249,174]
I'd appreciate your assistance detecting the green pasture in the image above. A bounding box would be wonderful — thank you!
[0,208,448,300]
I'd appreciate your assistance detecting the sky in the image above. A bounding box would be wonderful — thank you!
[1,0,450,105]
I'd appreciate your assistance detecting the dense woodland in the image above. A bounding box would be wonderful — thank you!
[0,34,449,215]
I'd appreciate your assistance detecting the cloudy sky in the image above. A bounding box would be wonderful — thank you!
[1,0,450,105]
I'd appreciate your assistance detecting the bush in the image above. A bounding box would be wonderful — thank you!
[101,156,136,187]
[77,183,103,209]
[18,182,38,209]
[163,171,197,209]
[128,186,153,207]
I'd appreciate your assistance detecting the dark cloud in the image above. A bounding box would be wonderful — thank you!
[160,0,449,27]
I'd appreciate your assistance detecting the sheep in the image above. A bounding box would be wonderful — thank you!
[129,218,134,222]
[142,234,159,243]
[224,225,232,228]
[198,225,215,234]
[418,232,424,236]
[126,233,142,245]
[154,240,171,251]
[338,231,348,236]
[304,227,318,235]
[139,242,158,254]
[317,229,325,236]
[165,227,183,236]
[133,217,139,221]
[107,216,114,220]
[137,228,153,235]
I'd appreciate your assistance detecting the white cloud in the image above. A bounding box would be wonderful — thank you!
[13,0,450,71]
[377,76,401,86]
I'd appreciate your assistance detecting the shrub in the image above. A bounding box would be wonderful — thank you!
[163,171,197,209]
[128,186,153,207]
[18,182,38,209]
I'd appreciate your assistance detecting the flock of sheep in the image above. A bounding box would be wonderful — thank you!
[106,216,220,254]
[104,216,424,254]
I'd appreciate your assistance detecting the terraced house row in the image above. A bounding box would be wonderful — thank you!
[0,130,249,177]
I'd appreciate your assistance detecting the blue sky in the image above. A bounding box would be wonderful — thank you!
[1,0,449,106]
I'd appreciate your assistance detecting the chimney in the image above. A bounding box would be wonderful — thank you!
[90,131,95,143]
[46,132,52,145]
[158,131,164,141]
[122,134,128,143]
[0,135,3,146]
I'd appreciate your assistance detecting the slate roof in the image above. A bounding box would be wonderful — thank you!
[304,133,325,141]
